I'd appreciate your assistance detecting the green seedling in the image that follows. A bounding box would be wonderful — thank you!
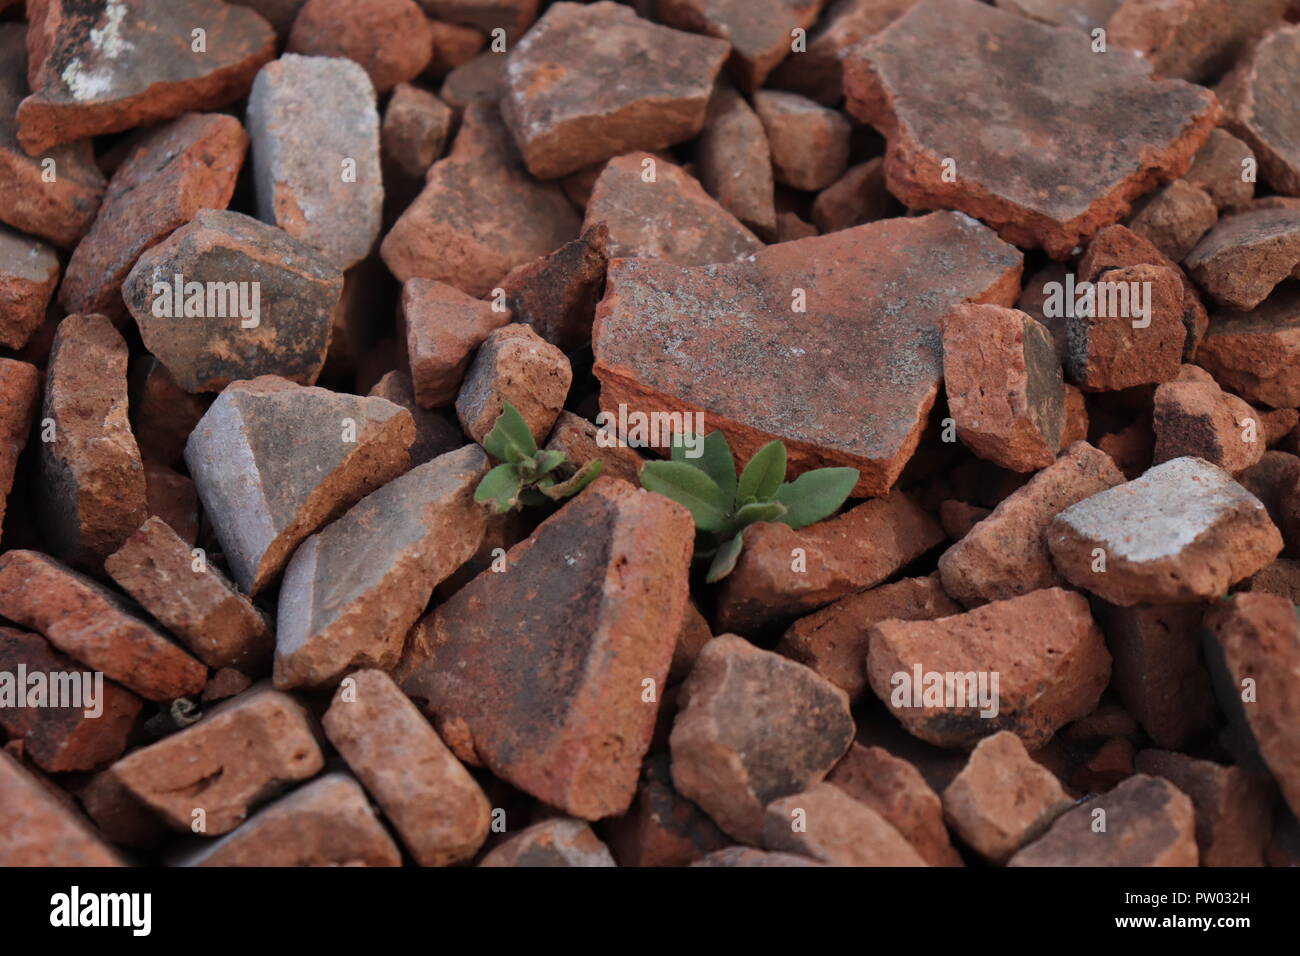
[474,402,602,514]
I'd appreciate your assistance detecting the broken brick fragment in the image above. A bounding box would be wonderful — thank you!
[658,0,827,91]
[764,782,928,866]
[1126,179,1218,261]
[1153,365,1265,473]
[692,846,824,867]
[455,323,571,445]
[287,0,434,94]
[479,819,617,867]
[1219,22,1300,197]
[368,370,465,463]
[1184,128,1257,213]
[753,90,849,192]
[694,83,776,239]
[0,224,60,349]
[382,83,453,183]
[543,410,644,486]
[128,359,210,468]
[811,158,899,234]
[1106,0,1289,83]
[604,754,729,867]
[0,748,122,866]
[0,358,39,536]
[402,278,511,409]
[1185,206,1300,310]
[500,223,608,352]
[1195,284,1300,408]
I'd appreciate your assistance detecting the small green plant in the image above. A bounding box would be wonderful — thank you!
[640,431,858,583]
[474,402,602,514]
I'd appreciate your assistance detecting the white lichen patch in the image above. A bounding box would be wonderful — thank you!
[60,0,135,102]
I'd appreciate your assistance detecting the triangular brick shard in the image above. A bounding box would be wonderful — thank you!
[17,0,277,156]
[1219,22,1300,197]
[592,211,1023,497]
[0,749,123,866]
[274,445,490,690]
[184,376,414,595]
[843,0,1220,258]
[398,478,694,821]
[0,225,60,350]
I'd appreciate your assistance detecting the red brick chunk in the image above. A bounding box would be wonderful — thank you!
[0,358,39,537]
[479,819,617,867]
[1185,206,1300,311]
[763,782,928,866]
[287,0,434,94]
[753,90,850,192]
[402,278,510,409]
[1196,284,1300,408]
[658,0,827,91]
[1219,22,1300,197]
[0,748,123,865]
[455,323,571,445]
[0,224,60,349]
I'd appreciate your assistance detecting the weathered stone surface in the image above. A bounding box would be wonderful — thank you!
[0,23,105,248]
[604,753,729,867]
[585,153,763,266]
[764,782,927,866]
[812,157,899,234]
[753,90,849,192]
[593,212,1022,497]
[382,82,453,180]
[544,410,644,486]
[866,588,1112,749]
[17,0,276,155]
[1196,284,1300,408]
[827,743,962,866]
[111,685,323,834]
[399,479,693,820]
[939,442,1125,607]
[500,223,608,352]
[124,210,343,392]
[1153,365,1265,473]
[479,818,617,867]
[60,113,247,321]
[1205,592,1300,818]
[1107,0,1289,83]
[1094,601,1216,749]
[844,0,1219,258]
[777,575,959,699]
[670,635,855,844]
[1127,179,1218,261]
[943,304,1063,472]
[0,358,39,536]
[455,323,571,445]
[692,846,825,866]
[287,0,434,94]
[367,370,465,463]
[0,225,60,349]
[1136,749,1274,866]
[437,50,503,111]
[659,0,826,91]
[1009,774,1198,866]
[1219,22,1300,197]
[38,314,148,570]
[1065,263,1186,391]
[499,2,729,179]
[382,105,580,296]
[1185,128,1257,212]
[275,445,488,689]
[1047,457,1283,605]
[715,491,945,636]
[1249,557,1300,602]
[695,83,776,239]
[775,210,819,242]
[0,627,141,773]
[0,748,123,866]
[105,517,272,672]
[142,459,199,545]
[402,278,510,409]
[418,0,537,38]
[70,767,169,851]
[997,0,1119,30]
[184,375,414,594]
[128,358,209,467]
[180,772,402,866]
[1185,207,1300,310]
[941,731,1072,864]
[323,669,491,866]
[0,550,208,701]
[247,54,381,271]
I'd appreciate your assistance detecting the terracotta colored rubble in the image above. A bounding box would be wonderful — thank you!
[0,627,142,773]
[941,731,1073,864]
[105,517,273,672]
[0,23,105,248]
[0,358,39,535]
[368,371,465,463]
[37,313,148,570]
[398,479,694,820]
[455,323,571,445]
[247,54,382,271]
[769,0,919,103]
[827,743,962,866]
[843,0,1219,258]
[0,748,123,866]
[1152,365,1264,473]
[1047,456,1283,605]
[1184,206,1300,310]
[229,0,306,36]
[753,90,850,192]
[692,847,824,867]
[604,754,729,868]
[938,442,1125,607]
[0,550,208,701]
[584,153,763,266]
[866,588,1112,749]
[426,18,485,75]
[997,0,1119,30]
[110,685,323,835]
[1184,128,1257,212]
[142,460,200,545]
[694,83,776,239]
[593,212,1022,498]
[764,782,927,866]
[0,225,59,349]
[128,359,209,468]
[402,278,511,409]
[382,83,453,180]
[419,0,537,39]
[480,819,617,867]
[437,51,504,111]
[499,2,729,179]
[323,670,492,866]
[1196,283,1300,408]
[1106,0,1289,83]
[1218,21,1300,196]
[274,446,488,689]
[184,375,414,594]
[658,0,826,91]
[17,0,276,155]
[777,575,960,699]
[500,223,609,352]
[123,210,344,393]
[543,410,644,486]
[180,773,401,866]
[669,635,855,844]
[1008,775,1198,866]
[381,105,580,296]
[714,490,945,635]
[812,158,899,234]
[1249,557,1300,602]
[287,0,434,94]
[1126,179,1218,261]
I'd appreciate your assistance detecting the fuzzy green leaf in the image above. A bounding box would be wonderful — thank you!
[672,431,736,505]
[641,460,732,532]
[534,449,567,477]
[734,499,787,528]
[482,401,537,462]
[474,463,523,514]
[775,467,859,529]
[542,459,603,500]
[736,440,787,505]
[705,533,745,583]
